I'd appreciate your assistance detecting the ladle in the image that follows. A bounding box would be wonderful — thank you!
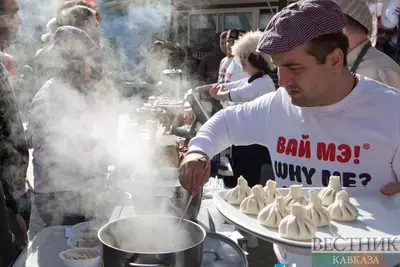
[176,194,194,229]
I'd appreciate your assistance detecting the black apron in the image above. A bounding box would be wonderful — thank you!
[350,41,372,73]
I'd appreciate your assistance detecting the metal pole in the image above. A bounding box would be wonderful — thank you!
[266,0,276,15]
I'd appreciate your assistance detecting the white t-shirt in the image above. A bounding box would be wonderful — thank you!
[225,75,276,104]
[189,75,400,189]
[224,60,248,83]
[218,57,233,84]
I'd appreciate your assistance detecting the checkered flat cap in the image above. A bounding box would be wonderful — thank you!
[257,0,345,55]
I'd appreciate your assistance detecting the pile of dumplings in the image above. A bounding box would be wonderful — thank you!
[224,176,358,241]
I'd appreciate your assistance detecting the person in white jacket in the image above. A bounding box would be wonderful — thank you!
[210,30,276,105]
[209,30,276,189]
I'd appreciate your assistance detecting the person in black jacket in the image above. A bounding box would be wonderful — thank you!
[0,0,29,263]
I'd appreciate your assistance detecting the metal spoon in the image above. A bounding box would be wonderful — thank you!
[176,194,194,229]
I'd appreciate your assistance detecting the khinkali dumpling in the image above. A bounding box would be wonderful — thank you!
[283,184,308,207]
[278,204,317,241]
[305,190,331,227]
[318,175,342,206]
[240,185,268,215]
[327,190,358,222]
[224,176,252,205]
[257,196,288,228]
[263,180,281,204]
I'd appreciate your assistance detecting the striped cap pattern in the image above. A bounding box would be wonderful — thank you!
[257,0,345,55]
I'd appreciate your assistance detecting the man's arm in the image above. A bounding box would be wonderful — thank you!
[188,93,273,159]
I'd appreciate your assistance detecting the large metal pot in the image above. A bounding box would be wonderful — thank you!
[98,216,207,267]
[130,168,202,220]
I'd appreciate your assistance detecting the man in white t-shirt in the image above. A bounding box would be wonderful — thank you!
[224,29,249,83]
[218,31,233,84]
[179,0,400,264]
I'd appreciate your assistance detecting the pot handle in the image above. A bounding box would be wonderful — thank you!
[203,249,224,261]
[121,261,171,267]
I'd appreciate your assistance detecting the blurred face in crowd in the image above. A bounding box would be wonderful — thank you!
[226,37,235,57]
[272,43,345,107]
[220,36,227,55]
[376,27,395,47]
[0,0,22,49]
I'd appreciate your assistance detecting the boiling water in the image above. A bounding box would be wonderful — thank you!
[103,217,203,253]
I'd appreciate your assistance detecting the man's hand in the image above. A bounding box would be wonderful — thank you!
[380,182,400,196]
[179,152,210,196]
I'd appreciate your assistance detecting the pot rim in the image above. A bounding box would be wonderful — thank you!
[98,215,206,254]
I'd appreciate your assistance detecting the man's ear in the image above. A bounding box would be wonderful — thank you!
[327,48,345,74]
[342,26,349,35]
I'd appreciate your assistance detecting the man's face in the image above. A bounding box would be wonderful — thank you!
[272,44,336,107]
[226,37,235,56]
[376,18,395,47]
[377,28,395,47]
[0,0,22,45]
[220,37,227,55]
